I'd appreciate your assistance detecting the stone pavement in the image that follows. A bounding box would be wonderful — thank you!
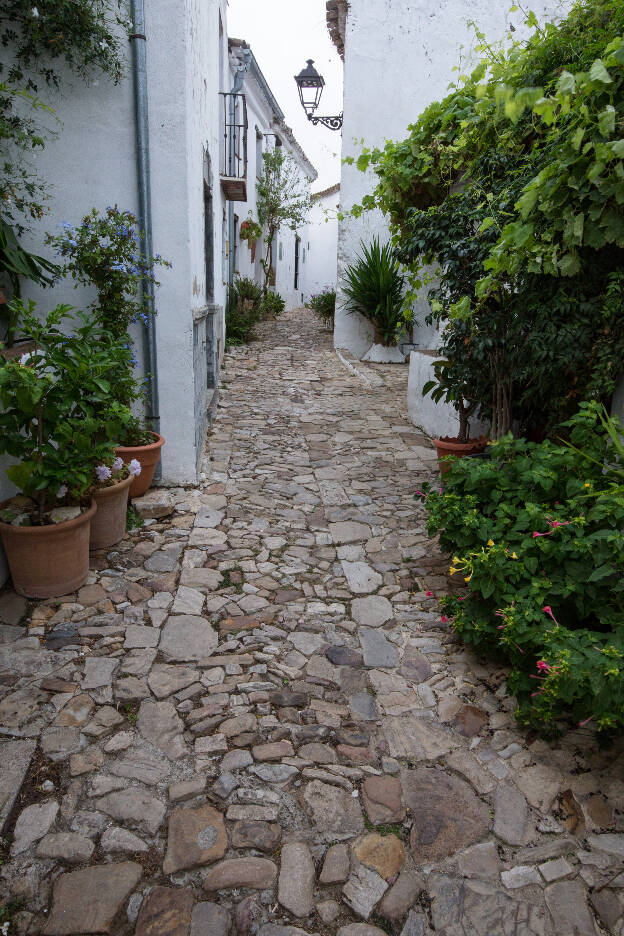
[0,307,622,936]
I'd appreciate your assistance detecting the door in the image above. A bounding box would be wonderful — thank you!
[294,235,301,290]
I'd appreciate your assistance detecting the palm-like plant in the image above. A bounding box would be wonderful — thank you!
[341,238,405,346]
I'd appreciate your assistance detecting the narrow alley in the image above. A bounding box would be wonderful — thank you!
[0,309,621,936]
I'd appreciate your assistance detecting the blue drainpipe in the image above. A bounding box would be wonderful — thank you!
[130,0,160,440]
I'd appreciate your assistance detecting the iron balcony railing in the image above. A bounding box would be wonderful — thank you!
[220,92,248,201]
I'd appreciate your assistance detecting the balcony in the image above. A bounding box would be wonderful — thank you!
[220,92,248,202]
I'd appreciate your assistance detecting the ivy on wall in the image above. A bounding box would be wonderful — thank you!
[347,0,624,438]
[1,1,128,230]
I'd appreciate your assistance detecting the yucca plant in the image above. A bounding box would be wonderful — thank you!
[341,238,405,346]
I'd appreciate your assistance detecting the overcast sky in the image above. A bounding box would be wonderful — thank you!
[227,0,343,191]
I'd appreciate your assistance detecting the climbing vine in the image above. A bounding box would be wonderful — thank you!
[347,0,624,438]
[0,1,128,230]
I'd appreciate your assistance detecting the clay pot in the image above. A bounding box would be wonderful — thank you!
[434,435,488,476]
[115,432,165,498]
[90,473,133,550]
[0,500,96,598]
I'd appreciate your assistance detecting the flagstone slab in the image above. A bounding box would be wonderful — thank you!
[401,768,490,862]
[0,739,35,828]
[163,803,228,874]
[159,615,218,661]
[43,861,142,934]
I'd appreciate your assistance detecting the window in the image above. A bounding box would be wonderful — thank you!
[278,242,283,261]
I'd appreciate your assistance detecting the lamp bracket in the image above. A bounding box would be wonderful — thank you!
[308,113,343,131]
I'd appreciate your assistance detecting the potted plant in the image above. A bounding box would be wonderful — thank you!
[423,357,487,475]
[89,455,141,550]
[341,238,407,359]
[239,217,262,263]
[114,411,164,498]
[0,304,121,597]
[47,207,170,494]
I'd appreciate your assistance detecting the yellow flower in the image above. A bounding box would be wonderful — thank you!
[487,539,494,546]
[449,567,457,575]
[511,552,518,559]
[584,483,590,488]
[453,556,460,565]
[464,574,472,582]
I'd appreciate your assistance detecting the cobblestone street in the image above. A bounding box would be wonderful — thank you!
[0,308,622,936]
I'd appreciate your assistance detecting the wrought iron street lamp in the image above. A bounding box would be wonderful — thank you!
[294,60,343,131]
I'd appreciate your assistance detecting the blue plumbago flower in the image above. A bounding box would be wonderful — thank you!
[130,351,139,367]
[95,465,112,482]
[110,261,127,272]
[112,457,124,473]
[56,484,68,499]
[128,459,142,477]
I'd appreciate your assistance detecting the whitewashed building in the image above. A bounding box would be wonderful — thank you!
[227,40,317,311]
[326,0,569,430]
[306,183,340,301]
[0,1,315,585]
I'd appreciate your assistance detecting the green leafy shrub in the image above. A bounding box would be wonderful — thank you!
[46,207,170,340]
[419,402,624,734]
[0,303,132,522]
[260,291,285,319]
[307,289,336,328]
[225,276,263,347]
[350,0,624,438]
[341,239,405,346]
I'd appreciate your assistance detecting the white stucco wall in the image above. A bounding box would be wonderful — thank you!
[306,187,339,300]
[0,1,231,585]
[227,52,316,311]
[335,0,571,360]
[10,1,229,490]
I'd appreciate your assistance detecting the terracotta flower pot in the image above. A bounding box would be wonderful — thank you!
[90,473,133,551]
[434,435,488,476]
[115,432,165,498]
[0,500,96,599]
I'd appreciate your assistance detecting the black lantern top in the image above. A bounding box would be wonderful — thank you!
[295,59,325,117]
[294,59,343,131]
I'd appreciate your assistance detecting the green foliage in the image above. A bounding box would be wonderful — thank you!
[0,216,59,345]
[225,279,285,345]
[419,402,624,734]
[0,302,133,519]
[1,2,127,231]
[46,207,170,340]
[126,504,144,531]
[0,0,127,90]
[260,290,285,318]
[307,289,336,328]
[225,275,263,347]
[341,238,405,346]
[239,217,262,243]
[352,0,624,438]
[0,82,53,230]
[256,148,311,295]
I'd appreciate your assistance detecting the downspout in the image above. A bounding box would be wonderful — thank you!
[130,0,160,439]
[228,50,252,288]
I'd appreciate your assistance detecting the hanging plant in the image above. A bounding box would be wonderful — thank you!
[240,219,262,245]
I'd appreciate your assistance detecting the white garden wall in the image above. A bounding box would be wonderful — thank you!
[333,0,571,362]
[306,185,340,300]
